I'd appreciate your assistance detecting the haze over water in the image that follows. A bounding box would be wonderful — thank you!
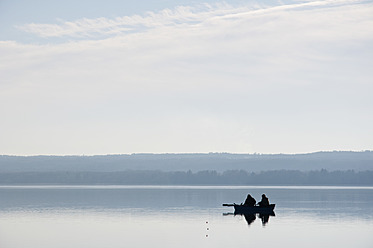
[0,186,372,248]
[2,0,372,246]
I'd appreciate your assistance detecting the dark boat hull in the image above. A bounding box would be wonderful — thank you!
[234,204,275,214]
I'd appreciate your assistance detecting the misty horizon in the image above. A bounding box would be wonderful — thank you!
[1,150,372,173]
[2,149,373,157]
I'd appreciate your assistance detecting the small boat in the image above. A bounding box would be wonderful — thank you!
[223,203,276,214]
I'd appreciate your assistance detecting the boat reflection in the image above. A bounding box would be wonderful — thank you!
[223,211,275,226]
[243,213,256,225]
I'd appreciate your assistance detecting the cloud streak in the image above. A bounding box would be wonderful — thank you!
[17,4,229,38]
[17,0,367,39]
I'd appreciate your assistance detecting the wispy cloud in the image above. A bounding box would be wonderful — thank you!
[16,4,234,38]
[17,0,366,39]
[4,0,373,96]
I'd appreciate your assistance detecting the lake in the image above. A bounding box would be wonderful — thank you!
[0,186,372,248]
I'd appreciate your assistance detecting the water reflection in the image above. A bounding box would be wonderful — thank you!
[244,214,256,225]
[0,186,372,248]
[223,211,275,226]
[258,212,275,225]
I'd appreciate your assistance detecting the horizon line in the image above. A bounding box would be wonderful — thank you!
[1,150,372,157]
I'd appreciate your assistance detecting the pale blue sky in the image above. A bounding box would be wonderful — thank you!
[1,0,373,155]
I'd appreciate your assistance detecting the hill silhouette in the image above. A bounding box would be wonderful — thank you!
[1,151,372,173]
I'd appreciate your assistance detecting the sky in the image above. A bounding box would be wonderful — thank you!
[0,0,373,155]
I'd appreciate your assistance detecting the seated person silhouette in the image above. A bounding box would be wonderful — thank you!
[243,194,256,206]
[258,194,269,207]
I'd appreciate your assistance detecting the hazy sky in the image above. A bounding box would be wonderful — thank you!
[1,0,372,155]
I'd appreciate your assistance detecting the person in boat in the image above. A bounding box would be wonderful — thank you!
[243,194,256,206]
[258,194,270,207]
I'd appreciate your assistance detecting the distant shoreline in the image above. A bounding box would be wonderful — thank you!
[1,152,373,185]
[0,169,372,186]
[1,151,373,173]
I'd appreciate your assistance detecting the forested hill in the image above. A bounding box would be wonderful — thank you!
[1,151,372,172]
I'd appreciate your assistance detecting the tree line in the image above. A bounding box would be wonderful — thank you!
[0,169,372,185]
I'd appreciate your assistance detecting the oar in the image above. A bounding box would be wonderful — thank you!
[222,203,236,207]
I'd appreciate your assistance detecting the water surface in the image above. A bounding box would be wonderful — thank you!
[0,186,372,248]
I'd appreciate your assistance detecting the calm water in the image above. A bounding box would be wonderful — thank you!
[0,186,372,248]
